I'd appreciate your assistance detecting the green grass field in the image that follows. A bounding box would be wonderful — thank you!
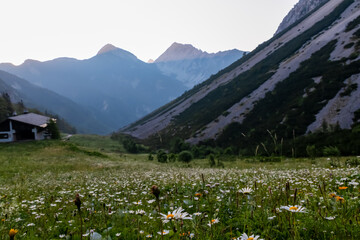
[0,136,359,239]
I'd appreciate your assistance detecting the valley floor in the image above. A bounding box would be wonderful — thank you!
[0,137,359,239]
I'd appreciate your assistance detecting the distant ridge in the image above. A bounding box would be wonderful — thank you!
[154,42,246,88]
[0,44,186,134]
[155,42,211,62]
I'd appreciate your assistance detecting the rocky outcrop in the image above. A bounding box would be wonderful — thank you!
[275,0,328,35]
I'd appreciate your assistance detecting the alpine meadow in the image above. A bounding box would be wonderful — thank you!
[1,0,360,239]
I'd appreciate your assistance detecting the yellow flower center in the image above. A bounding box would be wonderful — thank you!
[167,214,174,219]
[247,238,255,240]
[289,206,298,211]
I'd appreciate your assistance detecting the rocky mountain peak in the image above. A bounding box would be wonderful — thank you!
[97,44,119,55]
[155,42,208,62]
[96,44,138,61]
[275,0,328,35]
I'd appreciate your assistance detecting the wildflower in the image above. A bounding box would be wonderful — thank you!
[146,234,152,238]
[160,207,192,221]
[329,193,337,198]
[237,233,263,240]
[335,196,345,203]
[195,193,202,197]
[9,229,18,240]
[339,186,348,190]
[268,216,276,220]
[173,207,192,220]
[239,187,253,194]
[280,205,306,213]
[115,233,121,237]
[27,223,35,227]
[207,218,219,227]
[349,181,359,186]
[157,230,170,235]
[136,209,146,215]
[325,216,336,220]
[59,234,66,238]
[163,213,174,220]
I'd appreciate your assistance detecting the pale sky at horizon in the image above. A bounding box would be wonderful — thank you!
[1,0,298,65]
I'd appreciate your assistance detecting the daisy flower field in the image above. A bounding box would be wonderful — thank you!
[0,139,359,239]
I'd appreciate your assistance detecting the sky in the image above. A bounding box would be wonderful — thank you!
[0,0,298,65]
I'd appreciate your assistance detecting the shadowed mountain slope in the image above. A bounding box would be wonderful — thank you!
[122,0,360,150]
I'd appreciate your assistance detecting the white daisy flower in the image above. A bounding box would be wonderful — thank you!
[237,233,263,240]
[157,230,170,235]
[280,205,306,213]
[239,187,253,194]
[207,218,219,227]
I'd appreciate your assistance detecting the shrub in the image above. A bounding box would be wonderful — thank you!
[224,147,234,155]
[157,150,167,163]
[178,151,193,163]
[148,154,154,161]
[306,145,317,159]
[168,153,177,162]
[123,138,138,153]
[47,119,60,140]
[345,15,360,32]
[343,42,354,49]
[323,146,341,156]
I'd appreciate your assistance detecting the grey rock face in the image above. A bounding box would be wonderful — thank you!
[275,0,328,35]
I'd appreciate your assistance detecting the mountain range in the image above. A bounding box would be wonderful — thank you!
[0,45,186,133]
[122,0,360,152]
[0,43,244,134]
[154,42,246,88]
